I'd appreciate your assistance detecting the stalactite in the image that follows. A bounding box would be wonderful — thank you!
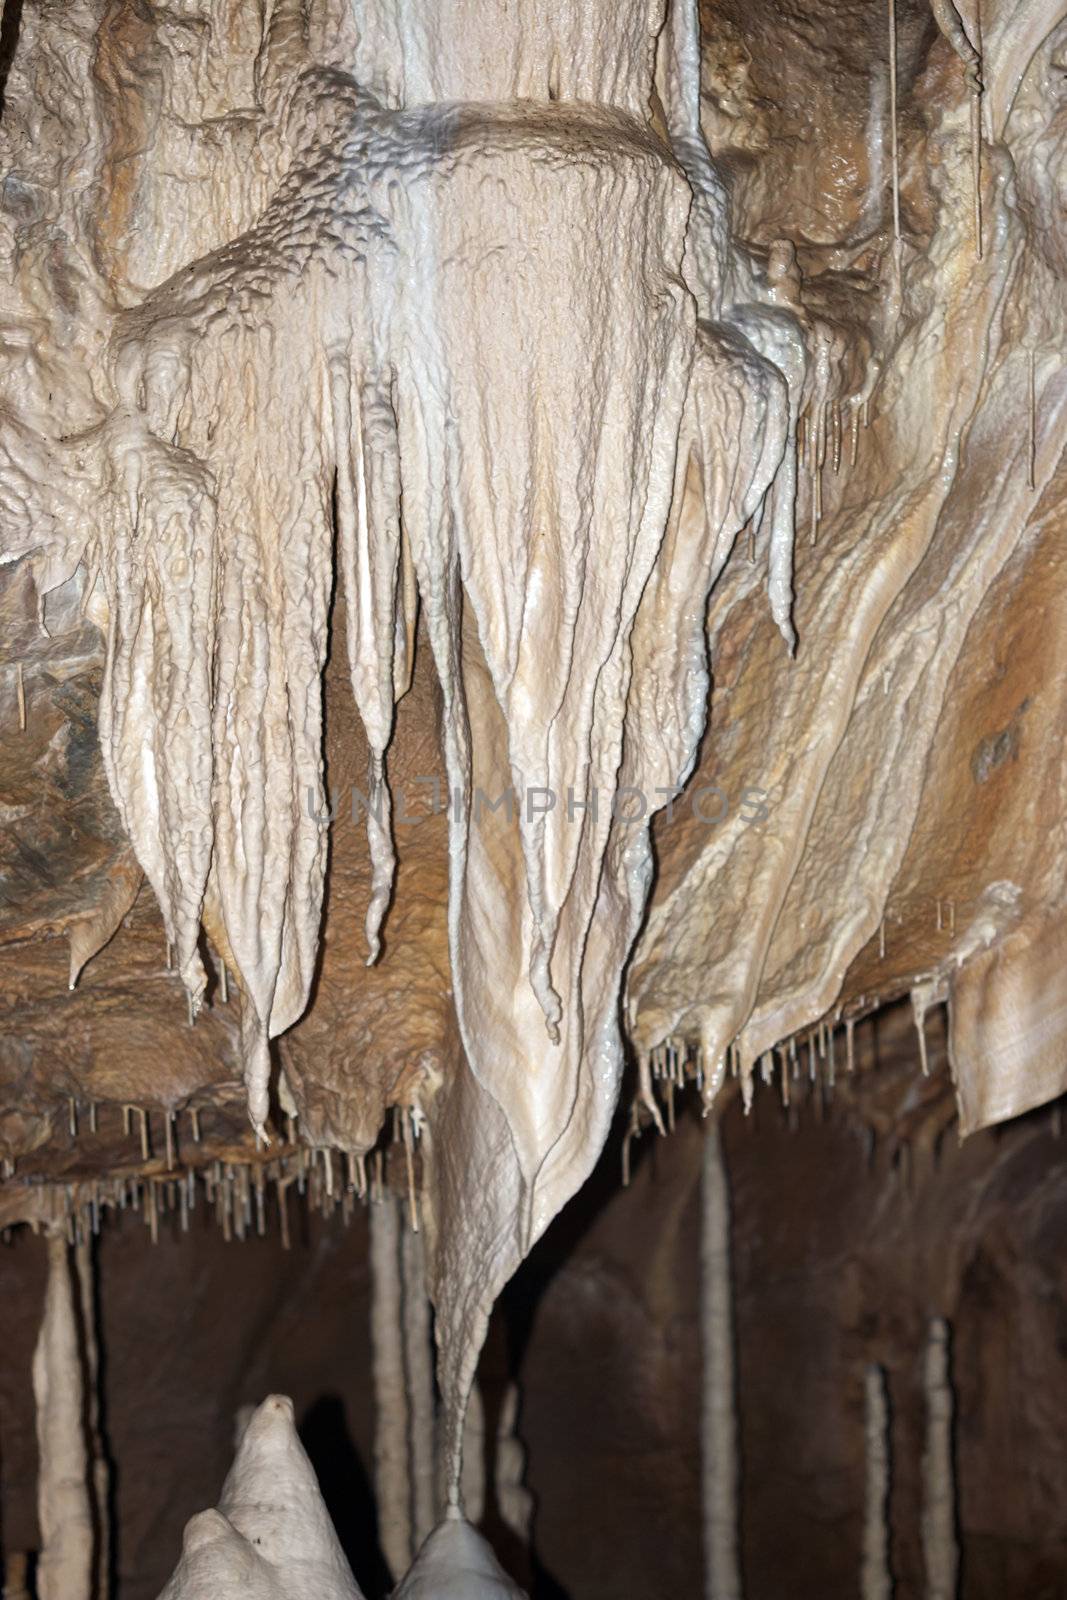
[887,0,901,242]
[921,1319,959,1600]
[0,0,797,1505]
[369,1191,412,1580]
[862,1365,893,1600]
[1027,351,1037,489]
[702,1119,741,1600]
[33,1232,93,1600]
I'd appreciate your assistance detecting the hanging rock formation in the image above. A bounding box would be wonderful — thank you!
[1,0,1066,1584]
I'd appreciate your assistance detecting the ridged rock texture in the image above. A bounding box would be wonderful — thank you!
[1,0,1066,1589]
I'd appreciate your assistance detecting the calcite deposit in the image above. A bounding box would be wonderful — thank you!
[1,0,1065,1594]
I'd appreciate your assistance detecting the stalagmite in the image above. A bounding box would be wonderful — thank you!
[393,1514,527,1600]
[156,1396,364,1599]
[862,1365,892,1600]
[74,1235,110,1600]
[370,1191,412,1579]
[402,1221,439,1549]
[33,1232,93,1600]
[921,1320,959,1600]
[702,1119,741,1600]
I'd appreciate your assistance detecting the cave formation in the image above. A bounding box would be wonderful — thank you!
[1,0,1066,1594]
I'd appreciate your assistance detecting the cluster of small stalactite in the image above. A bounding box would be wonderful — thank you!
[625,1015,874,1182]
[0,1116,426,1252]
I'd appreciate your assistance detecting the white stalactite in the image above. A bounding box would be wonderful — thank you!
[701,1119,741,1600]
[33,1232,93,1600]
[888,0,901,241]
[10,0,797,1508]
[922,1319,959,1600]
[862,1365,892,1600]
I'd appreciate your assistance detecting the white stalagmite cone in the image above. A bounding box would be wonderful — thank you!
[370,1192,411,1579]
[921,1319,959,1600]
[862,1365,892,1600]
[33,1232,93,1600]
[402,1221,438,1547]
[156,1395,364,1599]
[702,1118,741,1600]
[74,1235,110,1600]
[393,1514,526,1598]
